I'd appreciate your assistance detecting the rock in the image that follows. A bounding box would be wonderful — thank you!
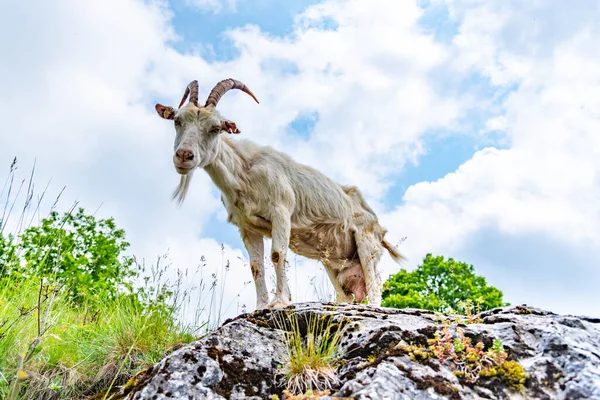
[117,303,600,400]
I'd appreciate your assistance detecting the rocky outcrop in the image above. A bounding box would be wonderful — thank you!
[116,303,600,400]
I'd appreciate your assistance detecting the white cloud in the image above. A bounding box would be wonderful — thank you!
[482,115,507,134]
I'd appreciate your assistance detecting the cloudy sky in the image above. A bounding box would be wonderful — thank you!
[1,0,599,324]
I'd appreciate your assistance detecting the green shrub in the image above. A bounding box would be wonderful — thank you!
[2,207,135,309]
[382,253,508,312]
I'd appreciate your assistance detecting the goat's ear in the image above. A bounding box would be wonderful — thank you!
[155,104,175,120]
[221,120,241,134]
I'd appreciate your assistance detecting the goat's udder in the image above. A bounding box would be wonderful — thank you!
[339,265,367,303]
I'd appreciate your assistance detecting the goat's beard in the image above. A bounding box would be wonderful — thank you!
[172,169,193,205]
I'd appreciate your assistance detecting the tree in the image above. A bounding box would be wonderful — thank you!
[1,207,135,307]
[382,253,508,312]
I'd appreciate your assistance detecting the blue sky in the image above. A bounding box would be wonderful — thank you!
[170,0,324,57]
[1,0,599,322]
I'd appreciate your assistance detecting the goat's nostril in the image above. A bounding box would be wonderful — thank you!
[176,149,194,162]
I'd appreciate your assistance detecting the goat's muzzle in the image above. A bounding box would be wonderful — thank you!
[174,148,196,174]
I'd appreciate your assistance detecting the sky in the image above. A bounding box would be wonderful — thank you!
[1,0,599,325]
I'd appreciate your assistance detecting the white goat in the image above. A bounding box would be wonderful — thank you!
[154,78,404,309]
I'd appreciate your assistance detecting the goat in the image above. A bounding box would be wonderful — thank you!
[154,78,404,309]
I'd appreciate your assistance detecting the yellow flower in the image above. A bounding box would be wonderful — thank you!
[17,370,29,380]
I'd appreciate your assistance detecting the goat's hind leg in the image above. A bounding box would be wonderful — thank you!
[354,229,384,306]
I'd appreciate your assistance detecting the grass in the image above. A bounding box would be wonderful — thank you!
[0,269,200,399]
[0,253,249,400]
[275,312,346,395]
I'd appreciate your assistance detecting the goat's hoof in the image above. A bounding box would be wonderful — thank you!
[255,302,269,310]
[267,299,290,309]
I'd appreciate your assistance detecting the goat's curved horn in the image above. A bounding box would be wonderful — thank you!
[205,78,259,107]
[178,80,199,108]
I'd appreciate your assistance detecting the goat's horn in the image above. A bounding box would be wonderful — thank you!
[205,78,259,107]
[178,80,199,108]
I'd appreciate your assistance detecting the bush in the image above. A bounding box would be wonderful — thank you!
[382,253,508,313]
[2,207,135,309]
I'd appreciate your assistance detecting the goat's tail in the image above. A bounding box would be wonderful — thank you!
[382,238,405,265]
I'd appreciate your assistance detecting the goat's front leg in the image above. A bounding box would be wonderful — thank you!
[241,229,270,310]
[268,207,292,308]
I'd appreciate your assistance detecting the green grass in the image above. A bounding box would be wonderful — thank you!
[275,313,346,395]
[0,276,198,400]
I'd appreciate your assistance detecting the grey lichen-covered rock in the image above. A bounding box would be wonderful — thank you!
[117,303,600,400]
[123,318,287,399]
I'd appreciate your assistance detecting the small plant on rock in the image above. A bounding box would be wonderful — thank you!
[275,313,346,395]
[428,320,526,391]
[449,298,484,324]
